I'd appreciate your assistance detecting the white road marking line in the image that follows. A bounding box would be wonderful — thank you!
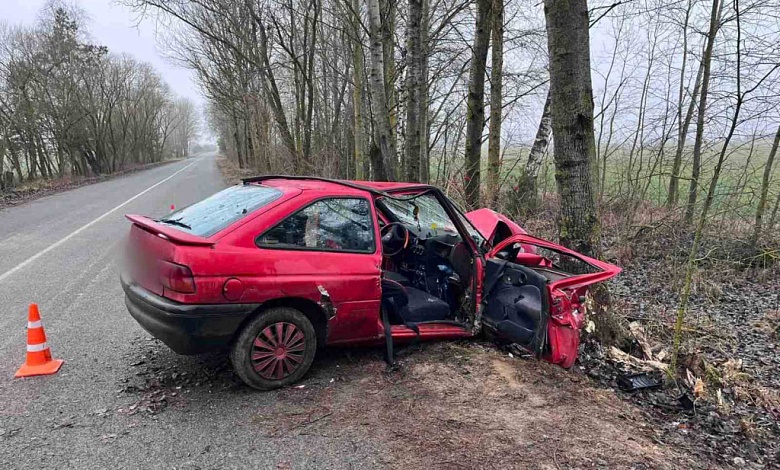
[0,159,200,284]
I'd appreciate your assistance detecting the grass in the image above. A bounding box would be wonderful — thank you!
[430,139,780,224]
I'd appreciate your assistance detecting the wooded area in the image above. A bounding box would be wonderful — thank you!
[0,4,199,191]
[124,0,780,249]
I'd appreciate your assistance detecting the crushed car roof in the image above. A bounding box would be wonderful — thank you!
[242,175,434,196]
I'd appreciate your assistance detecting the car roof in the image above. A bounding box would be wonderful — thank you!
[244,175,434,196]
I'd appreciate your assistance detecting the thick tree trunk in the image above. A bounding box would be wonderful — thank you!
[464,0,492,208]
[487,0,504,206]
[544,0,598,256]
[545,0,625,345]
[367,0,398,180]
[685,0,721,224]
[404,0,423,181]
[752,124,780,246]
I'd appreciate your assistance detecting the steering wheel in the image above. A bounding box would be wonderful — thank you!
[380,222,410,257]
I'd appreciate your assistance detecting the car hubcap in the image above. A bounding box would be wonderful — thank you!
[251,322,305,380]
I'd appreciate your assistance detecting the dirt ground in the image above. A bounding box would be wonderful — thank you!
[123,336,724,470]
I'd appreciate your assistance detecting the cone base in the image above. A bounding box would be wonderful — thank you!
[15,359,64,378]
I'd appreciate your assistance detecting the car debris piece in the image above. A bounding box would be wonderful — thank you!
[617,372,662,392]
[678,392,695,410]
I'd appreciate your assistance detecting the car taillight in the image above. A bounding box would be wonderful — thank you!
[158,260,196,294]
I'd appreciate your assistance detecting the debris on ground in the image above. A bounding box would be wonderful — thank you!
[617,372,663,392]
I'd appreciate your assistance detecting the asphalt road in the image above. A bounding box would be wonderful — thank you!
[0,153,382,469]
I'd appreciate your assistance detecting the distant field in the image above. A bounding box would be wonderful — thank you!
[431,139,779,220]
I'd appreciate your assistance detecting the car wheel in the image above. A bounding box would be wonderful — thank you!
[230,307,317,390]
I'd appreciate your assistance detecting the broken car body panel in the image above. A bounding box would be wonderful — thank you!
[485,234,622,368]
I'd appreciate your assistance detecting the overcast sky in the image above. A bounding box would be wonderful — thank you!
[1,0,203,108]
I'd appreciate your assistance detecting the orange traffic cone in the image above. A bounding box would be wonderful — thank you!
[15,304,64,378]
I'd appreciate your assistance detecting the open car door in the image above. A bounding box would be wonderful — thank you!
[481,234,621,368]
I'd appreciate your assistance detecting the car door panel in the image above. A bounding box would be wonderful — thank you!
[485,234,621,367]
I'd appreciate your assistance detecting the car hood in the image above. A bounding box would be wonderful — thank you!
[465,208,527,241]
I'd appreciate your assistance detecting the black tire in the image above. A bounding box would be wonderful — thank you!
[230,307,317,390]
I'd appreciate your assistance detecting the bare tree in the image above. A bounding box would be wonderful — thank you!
[463,0,492,207]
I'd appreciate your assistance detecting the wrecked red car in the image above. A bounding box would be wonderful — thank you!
[121,176,620,390]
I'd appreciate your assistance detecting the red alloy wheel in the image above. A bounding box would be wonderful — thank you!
[251,322,306,380]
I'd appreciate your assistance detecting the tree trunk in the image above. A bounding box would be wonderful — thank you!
[367,0,398,180]
[380,0,397,151]
[672,0,746,373]
[544,0,598,256]
[405,0,423,182]
[256,19,300,170]
[751,124,780,246]
[545,0,624,345]
[667,59,704,207]
[351,0,367,180]
[667,0,699,207]
[685,0,721,224]
[464,0,492,208]
[419,0,431,183]
[487,0,504,206]
[514,90,551,210]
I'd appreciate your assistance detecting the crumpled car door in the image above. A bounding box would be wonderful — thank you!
[483,234,621,368]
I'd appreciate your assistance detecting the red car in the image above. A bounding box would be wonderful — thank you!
[122,176,620,390]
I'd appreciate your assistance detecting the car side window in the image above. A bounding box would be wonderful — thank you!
[257,198,375,253]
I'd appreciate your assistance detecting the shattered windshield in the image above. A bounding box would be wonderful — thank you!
[381,193,485,248]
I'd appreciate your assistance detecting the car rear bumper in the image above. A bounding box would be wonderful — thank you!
[120,274,259,355]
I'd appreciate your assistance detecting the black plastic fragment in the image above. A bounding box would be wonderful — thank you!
[617,372,662,392]
[678,392,695,410]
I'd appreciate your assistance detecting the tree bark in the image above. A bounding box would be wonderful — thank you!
[380,0,397,150]
[464,0,492,208]
[545,0,624,345]
[487,0,504,206]
[514,90,551,209]
[350,0,367,180]
[367,0,398,180]
[419,0,430,183]
[544,0,599,256]
[404,0,423,181]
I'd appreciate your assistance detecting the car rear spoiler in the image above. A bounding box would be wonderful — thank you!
[125,214,215,246]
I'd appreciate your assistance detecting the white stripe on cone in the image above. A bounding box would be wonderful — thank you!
[28,320,42,328]
[27,343,48,352]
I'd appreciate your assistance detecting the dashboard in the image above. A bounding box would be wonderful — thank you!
[395,227,461,290]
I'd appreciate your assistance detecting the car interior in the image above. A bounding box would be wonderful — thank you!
[374,192,477,326]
